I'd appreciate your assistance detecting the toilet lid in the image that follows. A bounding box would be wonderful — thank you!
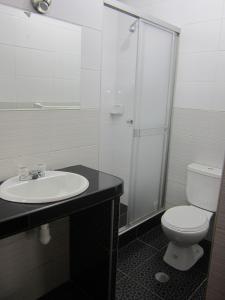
[162,206,209,233]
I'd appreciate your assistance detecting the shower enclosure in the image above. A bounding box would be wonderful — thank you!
[100,1,179,231]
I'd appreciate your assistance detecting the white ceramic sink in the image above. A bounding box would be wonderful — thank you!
[0,171,89,204]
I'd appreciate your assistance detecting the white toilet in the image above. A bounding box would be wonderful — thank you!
[161,163,222,271]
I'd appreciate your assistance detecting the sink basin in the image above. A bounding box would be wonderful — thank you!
[0,171,89,204]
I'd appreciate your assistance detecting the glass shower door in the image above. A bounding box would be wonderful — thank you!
[100,6,138,228]
[129,20,176,224]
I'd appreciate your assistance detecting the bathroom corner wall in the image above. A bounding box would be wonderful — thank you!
[121,0,225,208]
[0,0,103,299]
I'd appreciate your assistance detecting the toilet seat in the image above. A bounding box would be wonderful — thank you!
[162,206,209,233]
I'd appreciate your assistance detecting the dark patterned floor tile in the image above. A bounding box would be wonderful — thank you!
[138,225,168,250]
[117,270,127,283]
[189,280,207,300]
[117,239,157,275]
[131,249,206,300]
[116,276,161,300]
[193,240,211,274]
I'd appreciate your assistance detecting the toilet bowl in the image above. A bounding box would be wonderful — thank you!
[161,163,222,271]
[161,205,211,271]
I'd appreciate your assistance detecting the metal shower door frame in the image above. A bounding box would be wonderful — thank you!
[126,18,179,228]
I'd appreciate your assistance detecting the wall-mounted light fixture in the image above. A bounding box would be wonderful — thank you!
[31,0,52,14]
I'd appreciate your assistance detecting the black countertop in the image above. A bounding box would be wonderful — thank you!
[0,165,123,239]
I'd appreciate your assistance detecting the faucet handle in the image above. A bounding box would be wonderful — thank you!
[35,163,46,177]
[29,169,40,180]
[18,165,29,181]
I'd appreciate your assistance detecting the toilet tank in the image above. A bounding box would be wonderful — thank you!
[186,163,222,212]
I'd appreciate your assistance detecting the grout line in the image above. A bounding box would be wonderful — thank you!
[122,255,165,300]
[182,17,223,26]
[148,291,165,300]
[118,229,209,299]
[136,237,162,252]
[117,268,129,278]
[120,245,160,276]
[187,278,208,300]
[118,233,208,299]
[116,268,132,283]
[117,267,164,300]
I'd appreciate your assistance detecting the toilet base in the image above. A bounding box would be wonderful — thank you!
[163,242,204,271]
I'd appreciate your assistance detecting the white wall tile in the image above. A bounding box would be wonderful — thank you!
[184,0,224,23]
[53,78,80,103]
[0,0,103,30]
[219,18,225,50]
[54,52,81,79]
[121,0,224,25]
[123,0,225,111]
[14,16,35,49]
[0,45,15,76]
[174,82,216,110]
[0,12,16,44]
[165,180,187,208]
[177,52,217,82]
[48,0,103,30]
[208,111,225,140]
[50,145,99,170]
[82,27,102,70]
[0,146,99,182]
[223,1,225,18]
[15,48,54,78]
[55,25,81,54]
[81,69,101,108]
[0,109,99,176]
[216,52,225,81]
[0,111,52,159]
[180,20,221,52]
[0,75,16,101]
[16,76,53,102]
[171,108,211,139]
[49,110,98,151]
[0,218,69,299]
[0,158,17,181]
[166,108,225,207]
[174,82,225,112]
[212,83,225,111]
[0,0,34,11]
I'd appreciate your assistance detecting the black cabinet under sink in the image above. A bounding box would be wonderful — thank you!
[0,165,123,300]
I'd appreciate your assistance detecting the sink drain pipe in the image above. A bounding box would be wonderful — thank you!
[39,224,51,245]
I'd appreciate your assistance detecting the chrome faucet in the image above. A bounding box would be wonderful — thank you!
[19,165,46,181]
[29,169,44,180]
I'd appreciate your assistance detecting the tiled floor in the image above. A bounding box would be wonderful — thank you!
[116,225,209,300]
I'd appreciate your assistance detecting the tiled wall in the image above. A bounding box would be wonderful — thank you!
[0,0,102,181]
[0,218,70,300]
[121,0,225,208]
[0,5,82,105]
[0,109,99,180]
[167,108,225,208]
[0,0,103,298]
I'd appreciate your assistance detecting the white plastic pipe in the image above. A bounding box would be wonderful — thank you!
[39,224,51,245]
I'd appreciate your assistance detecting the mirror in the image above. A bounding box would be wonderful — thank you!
[0,4,82,110]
